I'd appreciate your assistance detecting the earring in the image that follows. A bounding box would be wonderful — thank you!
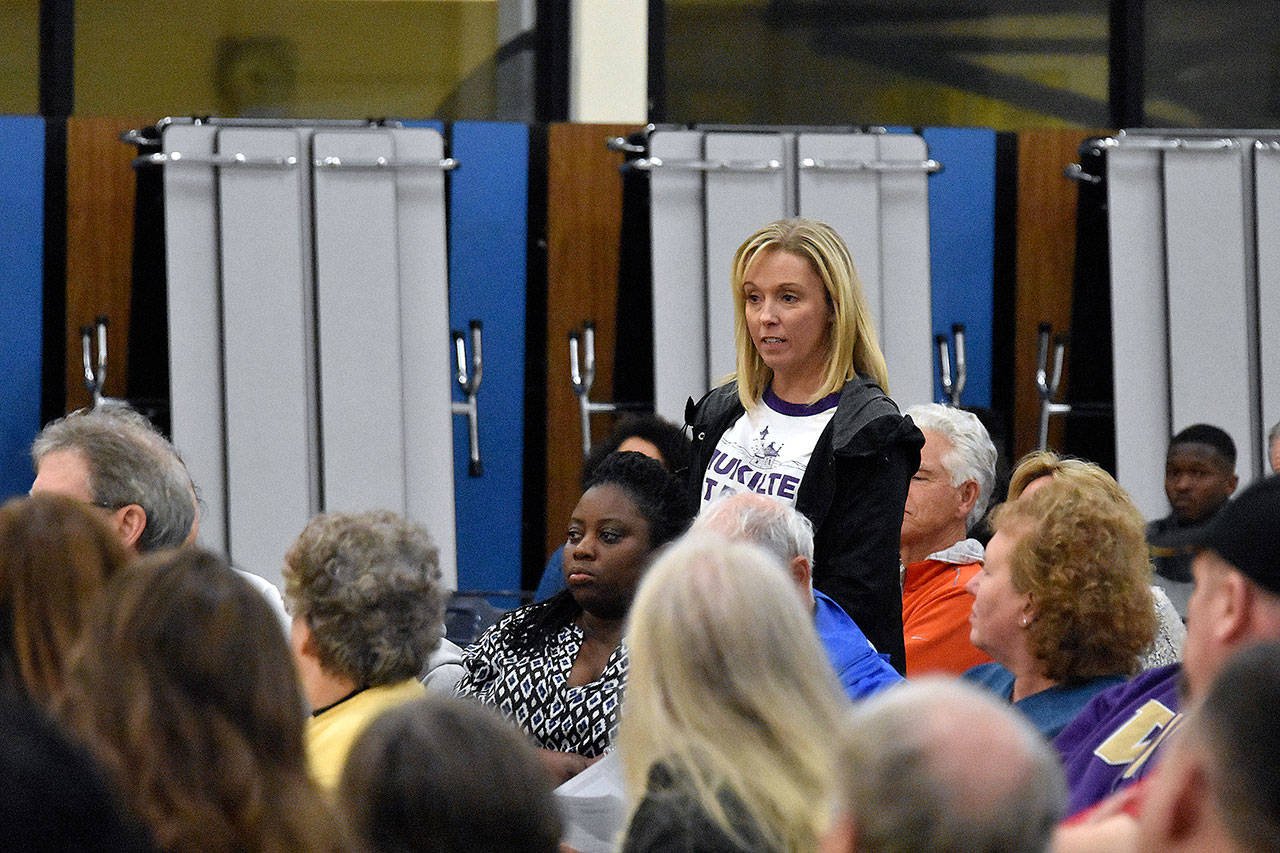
[1021,617,1028,627]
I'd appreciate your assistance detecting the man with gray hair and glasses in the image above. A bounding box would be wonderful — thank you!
[695,492,901,700]
[29,405,287,623]
[899,403,998,676]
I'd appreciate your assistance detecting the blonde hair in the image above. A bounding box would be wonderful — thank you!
[619,533,846,851]
[730,218,889,408]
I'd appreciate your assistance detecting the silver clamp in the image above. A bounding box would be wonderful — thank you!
[935,324,967,407]
[81,317,124,409]
[1035,323,1071,451]
[798,157,943,174]
[605,136,647,154]
[1063,163,1102,184]
[450,321,483,477]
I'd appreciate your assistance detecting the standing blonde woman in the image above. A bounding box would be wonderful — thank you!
[687,218,922,672]
[618,534,847,852]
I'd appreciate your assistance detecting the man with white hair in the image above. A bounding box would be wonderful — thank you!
[824,677,1066,853]
[696,492,901,700]
[899,403,997,675]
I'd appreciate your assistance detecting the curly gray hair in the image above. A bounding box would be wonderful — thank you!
[283,511,444,687]
[31,406,196,552]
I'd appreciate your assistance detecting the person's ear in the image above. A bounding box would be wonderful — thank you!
[113,504,147,552]
[790,555,813,589]
[957,480,980,520]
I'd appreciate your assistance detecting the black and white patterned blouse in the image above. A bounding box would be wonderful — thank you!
[456,605,628,757]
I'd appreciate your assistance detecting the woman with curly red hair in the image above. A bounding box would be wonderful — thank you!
[963,475,1156,738]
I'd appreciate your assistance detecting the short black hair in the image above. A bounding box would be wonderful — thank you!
[1170,423,1236,468]
[581,414,691,488]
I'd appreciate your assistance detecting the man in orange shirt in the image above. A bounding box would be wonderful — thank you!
[900,404,996,676]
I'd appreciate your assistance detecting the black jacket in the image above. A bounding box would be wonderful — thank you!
[686,378,923,673]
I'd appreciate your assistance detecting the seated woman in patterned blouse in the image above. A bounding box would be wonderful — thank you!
[457,452,695,784]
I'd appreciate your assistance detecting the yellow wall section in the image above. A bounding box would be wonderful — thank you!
[73,1,498,118]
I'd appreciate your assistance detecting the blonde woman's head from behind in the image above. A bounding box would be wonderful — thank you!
[621,532,846,852]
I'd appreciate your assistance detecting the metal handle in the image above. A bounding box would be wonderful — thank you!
[1256,140,1280,152]
[568,322,649,458]
[935,323,967,407]
[81,316,112,408]
[1035,323,1072,451]
[450,321,483,477]
[131,151,301,170]
[606,136,646,154]
[1063,163,1102,184]
[798,157,943,174]
[312,156,460,171]
[627,157,784,173]
[1090,135,1239,152]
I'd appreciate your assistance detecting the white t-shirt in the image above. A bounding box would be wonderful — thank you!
[698,387,840,509]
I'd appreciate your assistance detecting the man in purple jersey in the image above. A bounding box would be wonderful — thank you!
[1054,475,1280,817]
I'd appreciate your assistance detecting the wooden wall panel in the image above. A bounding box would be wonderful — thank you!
[1012,129,1105,459]
[64,116,149,412]
[543,122,639,560]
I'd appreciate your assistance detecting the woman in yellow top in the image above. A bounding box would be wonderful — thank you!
[283,509,446,790]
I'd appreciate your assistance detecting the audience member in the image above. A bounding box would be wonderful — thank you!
[339,694,561,853]
[29,405,288,623]
[964,476,1156,738]
[1054,475,1280,817]
[695,492,901,700]
[0,494,129,707]
[618,534,846,852]
[686,217,923,674]
[1269,419,1280,474]
[535,413,690,601]
[458,452,694,785]
[1146,423,1238,614]
[899,403,997,676]
[825,678,1065,853]
[1135,641,1280,853]
[1009,451,1185,670]
[58,548,349,851]
[0,692,153,851]
[283,510,445,790]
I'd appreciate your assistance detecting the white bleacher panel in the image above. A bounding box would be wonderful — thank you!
[217,127,318,587]
[388,127,457,588]
[1256,144,1280,466]
[312,130,407,515]
[162,124,227,556]
[1163,144,1259,480]
[796,133,883,328]
[1107,146,1171,518]
[874,133,933,409]
[703,132,792,385]
[648,129,708,423]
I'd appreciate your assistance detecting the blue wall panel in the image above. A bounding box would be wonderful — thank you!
[922,128,996,408]
[0,117,44,499]
[446,121,528,597]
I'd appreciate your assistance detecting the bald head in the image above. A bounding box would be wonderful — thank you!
[832,678,1065,853]
[693,493,815,606]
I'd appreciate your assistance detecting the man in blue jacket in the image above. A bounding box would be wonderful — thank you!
[695,492,902,700]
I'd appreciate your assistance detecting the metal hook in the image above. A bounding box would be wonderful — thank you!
[935,323,967,407]
[450,321,483,477]
[1035,323,1072,451]
[568,322,649,459]
[81,317,110,408]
